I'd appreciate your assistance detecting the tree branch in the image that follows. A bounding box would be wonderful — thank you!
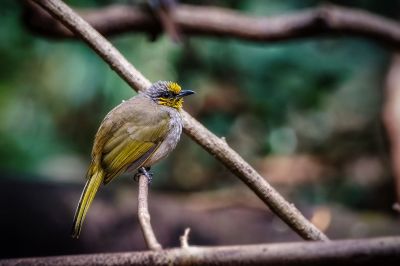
[23,1,400,47]
[30,0,328,241]
[3,237,400,266]
[137,174,162,251]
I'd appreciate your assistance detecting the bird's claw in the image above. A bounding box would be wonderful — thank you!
[133,172,141,182]
[133,167,153,183]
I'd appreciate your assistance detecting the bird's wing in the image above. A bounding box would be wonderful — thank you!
[87,97,170,184]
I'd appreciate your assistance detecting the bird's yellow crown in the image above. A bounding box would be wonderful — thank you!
[167,82,181,94]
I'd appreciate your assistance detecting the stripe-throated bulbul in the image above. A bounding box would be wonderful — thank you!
[71,81,194,238]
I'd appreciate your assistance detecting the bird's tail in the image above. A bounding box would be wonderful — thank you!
[71,170,104,239]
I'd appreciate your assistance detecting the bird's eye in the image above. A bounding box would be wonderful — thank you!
[160,91,172,98]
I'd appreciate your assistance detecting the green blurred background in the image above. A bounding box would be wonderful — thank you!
[1,0,400,259]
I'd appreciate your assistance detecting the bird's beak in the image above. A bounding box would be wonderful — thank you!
[177,90,195,98]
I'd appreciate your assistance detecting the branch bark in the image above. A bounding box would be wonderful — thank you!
[137,174,162,251]
[23,1,400,48]
[3,236,400,266]
[29,0,328,241]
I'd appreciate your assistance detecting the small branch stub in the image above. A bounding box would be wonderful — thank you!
[180,228,191,248]
[137,174,162,251]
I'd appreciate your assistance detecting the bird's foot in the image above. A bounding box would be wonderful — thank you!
[134,167,153,183]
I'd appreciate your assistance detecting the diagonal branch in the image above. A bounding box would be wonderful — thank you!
[30,0,328,241]
[137,174,162,251]
[23,1,400,48]
[181,114,329,241]
[3,237,400,266]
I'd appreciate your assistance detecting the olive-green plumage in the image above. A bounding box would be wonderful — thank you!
[71,81,194,238]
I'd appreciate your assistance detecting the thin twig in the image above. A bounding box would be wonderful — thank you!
[137,174,162,251]
[3,236,400,266]
[23,1,400,48]
[179,228,191,248]
[30,0,328,241]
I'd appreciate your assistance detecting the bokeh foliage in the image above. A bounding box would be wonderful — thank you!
[0,0,395,203]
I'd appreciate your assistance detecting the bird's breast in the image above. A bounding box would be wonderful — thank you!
[144,108,183,166]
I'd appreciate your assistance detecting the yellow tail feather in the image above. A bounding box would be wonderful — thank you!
[71,170,104,239]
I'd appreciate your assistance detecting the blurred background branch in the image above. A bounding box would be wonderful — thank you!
[22,0,400,47]
[383,55,400,205]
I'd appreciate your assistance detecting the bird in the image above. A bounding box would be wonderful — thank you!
[71,81,194,239]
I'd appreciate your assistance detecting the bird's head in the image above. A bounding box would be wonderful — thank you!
[144,81,195,109]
